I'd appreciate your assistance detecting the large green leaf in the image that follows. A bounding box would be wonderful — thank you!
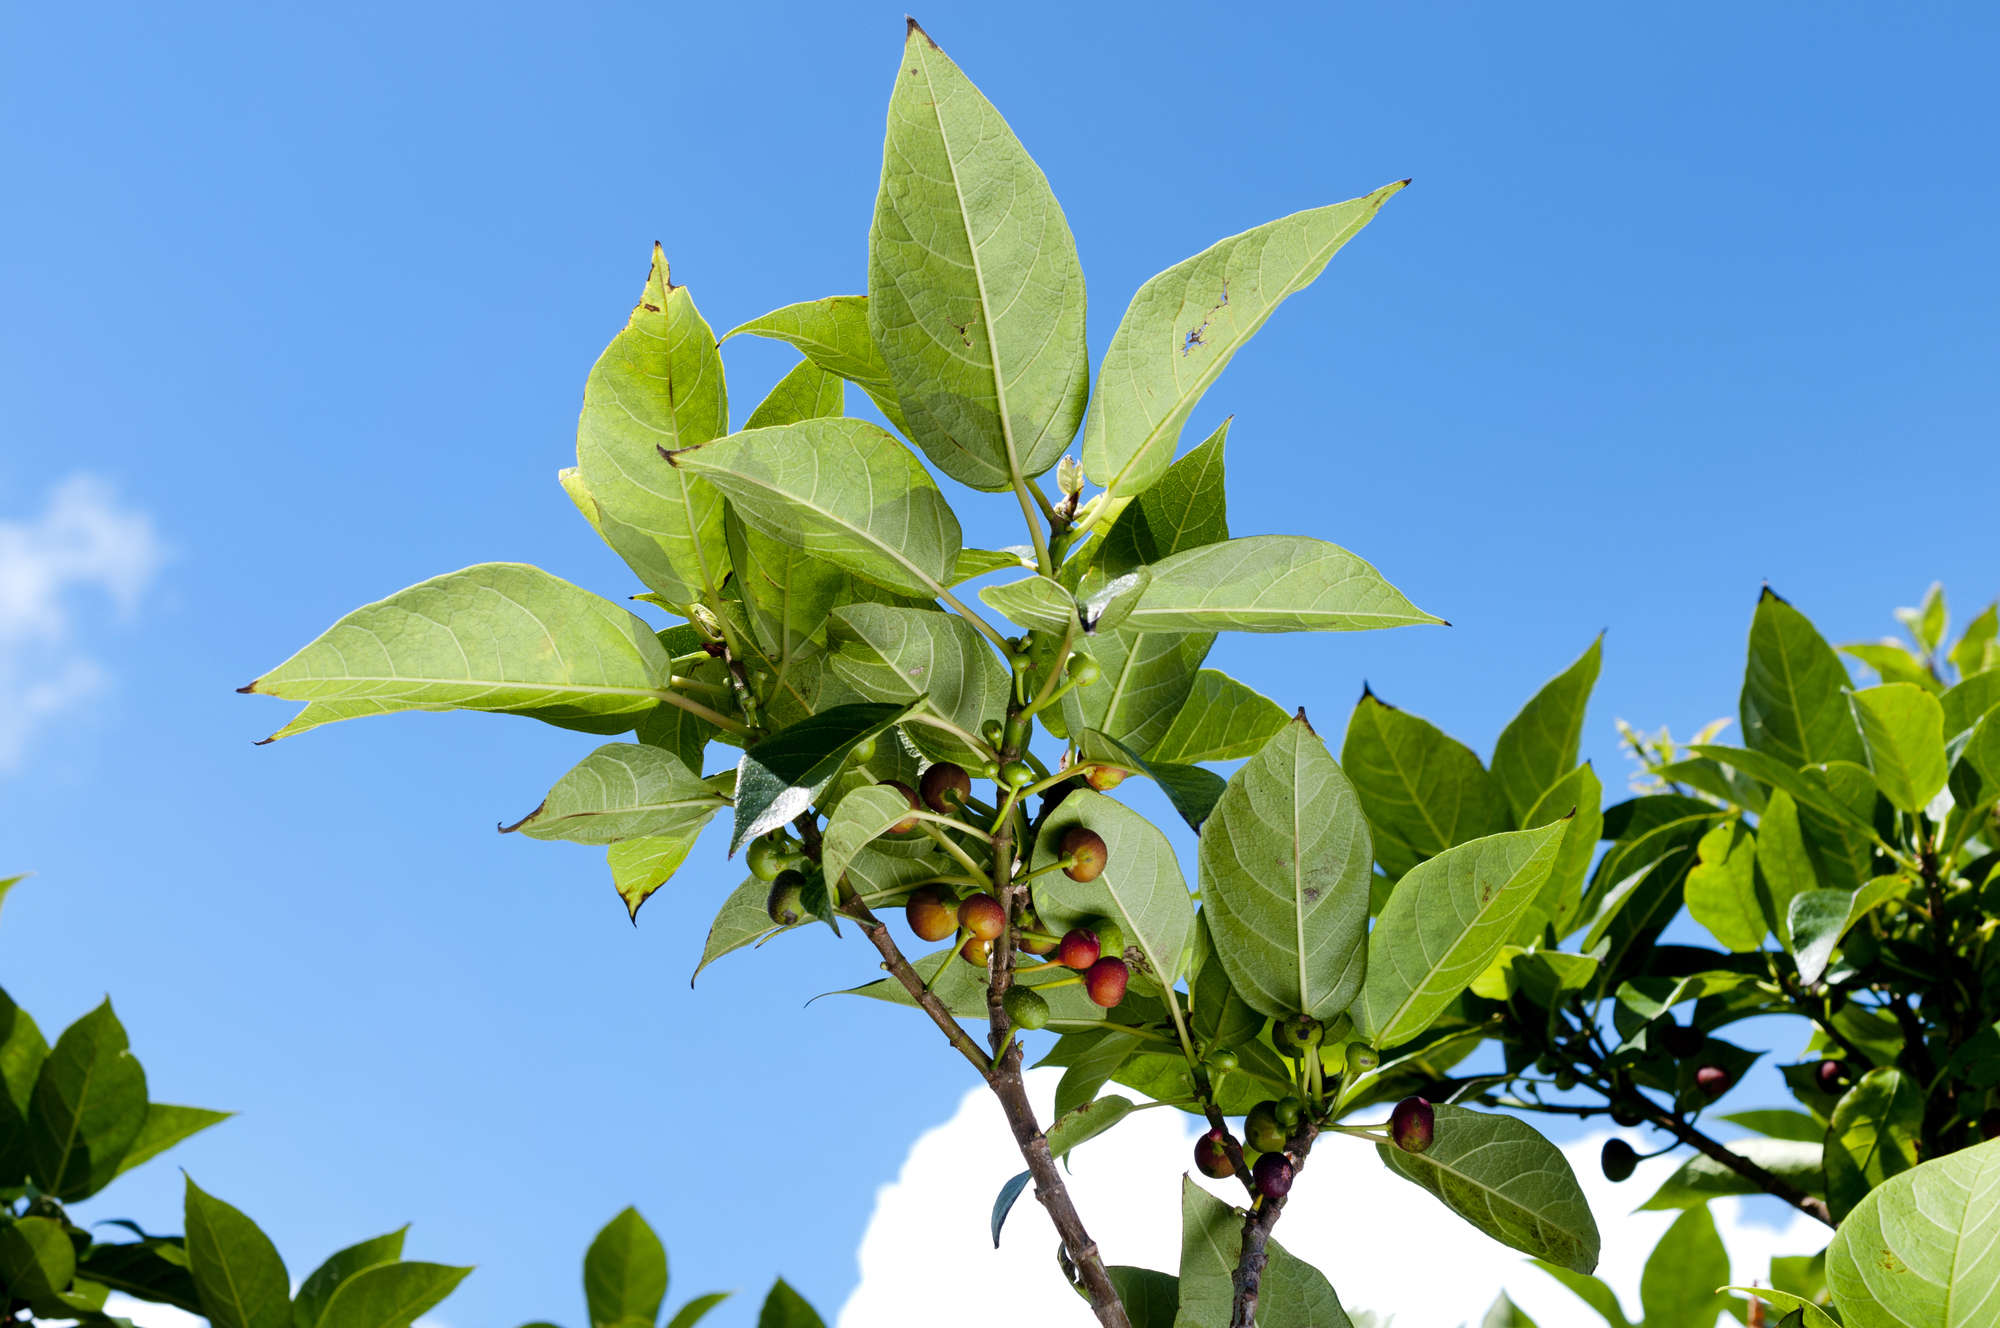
[1638,1207,1731,1328]
[1043,1094,1134,1160]
[671,419,961,598]
[1754,789,1818,949]
[0,1216,76,1304]
[1033,789,1195,988]
[1097,419,1231,578]
[1513,762,1602,940]
[114,1102,233,1177]
[1107,1267,1180,1328]
[1341,689,1512,879]
[744,359,845,431]
[320,1263,472,1328]
[824,604,1004,768]
[1825,1067,1922,1222]
[1827,1135,2000,1328]
[1196,717,1372,1019]
[185,1177,291,1328]
[28,998,147,1200]
[1377,1105,1599,1273]
[725,506,848,670]
[1788,875,1912,986]
[723,296,906,431]
[0,986,49,1186]
[979,574,1076,634]
[573,245,730,603]
[1949,604,1998,678]
[1740,588,1865,770]
[243,565,676,741]
[1684,819,1765,952]
[1491,637,1602,824]
[1637,1139,1825,1210]
[505,744,726,845]
[1082,185,1404,509]
[608,827,705,922]
[1172,1177,1353,1328]
[81,1238,203,1314]
[585,1207,668,1328]
[1146,669,1288,764]
[867,21,1088,490]
[294,1228,409,1328]
[1121,536,1437,634]
[1357,822,1566,1046]
[1848,682,1949,812]
[1058,626,1213,753]
[730,702,919,853]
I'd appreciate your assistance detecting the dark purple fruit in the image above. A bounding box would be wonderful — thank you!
[920,762,972,813]
[1083,957,1129,1008]
[1061,827,1108,882]
[1194,1128,1235,1179]
[1601,1138,1639,1182]
[1390,1097,1436,1154]
[1816,1059,1849,1094]
[1253,1153,1294,1200]
[905,885,959,943]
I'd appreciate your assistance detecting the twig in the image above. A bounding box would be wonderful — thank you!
[1230,1118,1322,1327]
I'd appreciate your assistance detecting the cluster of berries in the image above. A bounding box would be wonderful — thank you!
[1193,1092,1436,1202]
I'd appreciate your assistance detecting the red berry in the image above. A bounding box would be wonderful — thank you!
[905,886,959,943]
[1083,957,1129,1008]
[1390,1097,1435,1154]
[1061,827,1108,882]
[1816,1059,1848,1094]
[1194,1128,1235,1179]
[1695,1065,1732,1099]
[880,780,923,834]
[1057,929,1101,970]
[1252,1153,1293,1199]
[920,762,971,813]
[961,892,1007,943]
[960,934,993,967]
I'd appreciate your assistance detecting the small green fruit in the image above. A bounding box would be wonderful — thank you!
[1345,1043,1380,1078]
[1274,1097,1304,1128]
[1244,1101,1288,1154]
[766,870,808,927]
[1209,1049,1240,1074]
[1087,917,1124,958]
[745,835,789,883]
[980,760,1002,782]
[1609,1098,1645,1127]
[1003,985,1050,1031]
[1067,654,1101,686]
[1082,764,1128,791]
[1554,1069,1578,1091]
[1000,760,1035,790]
[982,720,1006,746]
[850,734,878,765]
[1270,1015,1323,1056]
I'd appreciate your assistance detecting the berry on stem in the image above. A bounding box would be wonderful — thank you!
[1270,1015,1324,1056]
[1244,1101,1288,1154]
[1390,1097,1435,1154]
[1083,764,1128,791]
[766,871,807,926]
[1059,826,1108,882]
[880,780,923,834]
[1017,909,1057,955]
[1610,1099,1646,1128]
[1209,1049,1240,1074]
[1816,1059,1849,1094]
[1056,929,1101,970]
[961,892,1007,943]
[1000,760,1035,790]
[920,761,972,813]
[905,885,959,943]
[1694,1065,1732,1099]
[960,935,993,967]
[849,734,878,765]
[1253,1153,1294,1200]
[1274,1097,1304,1128]
[1003,985,1049,1031]
[1194,1128,1235,1179]
[1067,654,1101,686]
[745,835,789,883]
[1083,956,1128,1007]
[1345,1043,1380,1078]
[1601,1138,1638,1182]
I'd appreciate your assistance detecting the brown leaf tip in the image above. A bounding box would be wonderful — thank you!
[235,680,261,694]
[496,801,546,835]
[1292,706,1317,736]
[906,15,939,48]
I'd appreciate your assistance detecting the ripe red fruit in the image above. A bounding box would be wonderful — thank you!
[1252,1153,1294,1199]
[1057,929,1102,970]
[1601,1138,1638,1182]
[1816,1059,1848,1094]
[1390,1097,1435,1154]
[1061,827,1108,882]
[905,885,959,943]
[1194,1128,1235,1179]
[1694,1065,1732,1099]
[920,762,972,813]
[961,892,1007,943]
[960,934,993,967]
[880,780,924,834]
[1083,956,1129,1008]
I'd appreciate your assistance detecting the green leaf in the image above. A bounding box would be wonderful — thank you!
[691,876,792,984]
[0,1215,76,1303]
[867,20,1088,491]
[1053,1032,1139,1120]
[1196,717,1371,1018]
[1032,789,1195,988]
[1106,1267,1179,1328]
[28,998,147,1200]
[1898,582,1949,655]
[836,940,1109,1022]
[1740,587,1865,770]
[1720,1109,1825,1144]
[723,296,906,431]
[1082,184,1405,508]
[506,744,726,845]
[664,1291,732,1328]
[1721,1291,1839,1328]
[1754,789,1818,949]
[243,565,676,741]
[185,1176,291,1328]
[0,873,21,925]
[951,547,1031,584]
[1948,602,1998,678]
[756,1278,825,1328]
[990,1171,1032,1249]
[1376,1104,1599,1272]
[80,1238,203,1313]
[1826,1067,1923,1222]
[1639,1206,1730,1328]
[730,701,919,853]
[114,1103,232,1177]
[1482,1292,1542,1328]
[821,784,927,890]
[671,419,961,598]
[1684,819,1765,952]
[1848,682,1949,812]
[319,1262,473,1328]
[724,506,848,668]
[294,1228,408,1328]
[584,1207,667,1328]
[1843,641,1941,692]
[1044,1094,1134,1160]
[1172,1176,1354,1328]
[1097,419,1231,578]
[1059,627,1213,753]
[0,986,49,1187]
[1530,1261,1632,1328]
[979,575,1077,634]
[608,828,704,923]
[1146,669,1288,765]
[1826,1134,2000,1328]
[825,604,1005,767]
[1357,822,1567,1046]
[1342,689,1512,879]
[573,245,730,603]
[1513,762,1602,940]
[1492,637,1603,824]
[1788,875,1913,985]
[1121,536,1437,634]
[1636,1139,1825,1210]
[744,358,843,430]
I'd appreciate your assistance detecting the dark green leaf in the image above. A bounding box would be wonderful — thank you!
[1492,637,1602,824]
[990,1171,1033,1249]
[730,702,918,852]
[319,1262,473,1328]
[0,985,49,1186]
[1639,1207,1730,1328]
[113,1103,232,1178]
[584,1207,667,1328]
[1106,1267,1179,1328]
[28,998,147,1199]
[1342,689,1511,879]
[0,1215,76,1303]
[1740,587,1865,770]
[294,1228,408,1328]
[185,1176,291,1328]
[80,1238,202,1313]
[664,1291,732,1328]
[1825,1067,1922,1222]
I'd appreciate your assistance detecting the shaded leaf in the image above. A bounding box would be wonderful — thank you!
[1825,1067,1922,1222]
[1146,669,1289,765]
[1172,1176,1353,1328]
[0,1215,75,1303]
[1684,819,1764,952]
[1788,875,1913,985]
[29,998,147,1200]
[730,702,919,853]
[1107,1267,1179,1328]
[1637,1139,1825,1210]
[825,604,1004,767]
[1638,1207,1730,1328]
[1492,637,1602,824]
[990,1171,1033,1249]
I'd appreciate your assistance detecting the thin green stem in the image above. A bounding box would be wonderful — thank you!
[908,706,1000,762]
[934,583,1014,654]
[1011,474,1054,576]
[918,822,990,879]
[648,686,750,736]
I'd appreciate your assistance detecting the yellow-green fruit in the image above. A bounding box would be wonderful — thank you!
[1003,985,1050,1030]
[1244,1100,1288,1154]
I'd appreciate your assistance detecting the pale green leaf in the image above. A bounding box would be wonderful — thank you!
[1826,1067,1923,1222]
[1482,1292,1542,1328]
[1719,1110,1827,1144]
[608,826,704,923]
[1097,419,1230,578]
[980,575,1076,634]
[1848,682,1949,812]
[1172,1177,1353,1328]
[725,506,848,668]
[505,743,725,844]
[319,1262,472,1328]
[1146,669,1289,765]
[1356,821,1567,1046]
[1898,582,1948,655]
[1684,819,1765,952]
[1121,535,1438,634]
[665,1291,733,1328]
[1826,1135,2000,1328]
[1032,789,1195,988]
[244,565,676,741]
[1513,762,1602,941]
[722,295,906,431]
[1058,626,1213,753]
[1341,689,1512,879]
[1948,603,1997,679]
[1740,587,1865,770]
[1043,1094,1134,1160]
[867,21,1088,490]
[1083,185,1405,508]
[1639,1207,1730,1328]
[1492,637,1602,824]
[821,785,927,890]
[1754,789,1818,949]
[1843,641,1942,692]
[744,358,844,430]
[950,547,1031,584]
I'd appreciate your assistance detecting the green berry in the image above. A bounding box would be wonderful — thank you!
[982,720,1005,746]
[1244,1100,1289,1154]
[1001,760,1035,790]
[850,734,878,765]
[745,836,789,883]
[1345,1043,1380,1078]
[980,760,1002,782]
[1274,1097,1304,1128]
[1270,1015,1324,1056]
[1003,985,1050,1031]
[1067,654,1101,686]
[1209,1049,1240,1074]
[765,870,808,927]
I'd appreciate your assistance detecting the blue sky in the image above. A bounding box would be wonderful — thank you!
[3,2,1997,1323]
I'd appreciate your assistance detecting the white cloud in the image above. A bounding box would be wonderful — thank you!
[0,475,165,770]
[842,1069,1823,1327]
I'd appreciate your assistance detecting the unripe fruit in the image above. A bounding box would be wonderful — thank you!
[980,760,1002,782]
[850,734,878,765]
[1253,1153,1294,1200]
[920,762,972,813]
[1194,1128,1236,1179]
[1390,1097,1436,1154]
[1000,760,1035,790]
[1083,957,1129,1008]
[746,836,789,882]
[1090,918,1125,958]
[1209,1049,1240,1074]
[1694,1065,1732,1099]
[1004,985,1050,1031]
[1554,1069,1578,1091]
[1610,1099,1646,1128]
[1060,827,1108,882]
[1244,1101,1289,1154]
[1275,1097,1304,1128]
[905,885,960,943]
[960,935,993,967]
[1068,654,1102,686]
[1017,913,1057,955]
[982,720,1005,746]
[1816,1059,1848,1094]
[1345,1044,1380,1078]
[1601,1138,1639,1183]
[1057,928,1101,970]
[961,892,1007,943]
[1662,1020,1704,1058]
[1270,1015,1324,1056]
[1083,764,1129,791]
[880,780,923,834]
[766,870,807,926]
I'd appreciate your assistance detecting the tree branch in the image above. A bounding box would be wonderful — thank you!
[1644,1104,1832,1226]
[1231,1117,1322,1327]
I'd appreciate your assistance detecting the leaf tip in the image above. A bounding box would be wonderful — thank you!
[497,802,545,835]
[235,679,262,694]
[905,15,939,48]
[1292,706,1317,736]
